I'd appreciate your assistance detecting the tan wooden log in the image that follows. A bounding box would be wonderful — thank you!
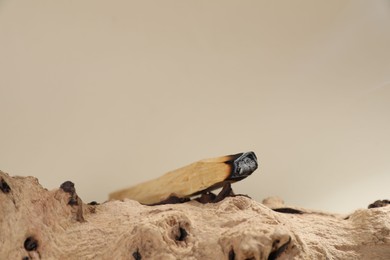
[1,170,389,259]
[109,151,258,204]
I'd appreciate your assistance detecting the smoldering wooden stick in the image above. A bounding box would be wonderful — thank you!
[109,151,258,205]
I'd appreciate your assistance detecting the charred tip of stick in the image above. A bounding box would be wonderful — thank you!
[229,151,258,179]
[0,178,11,193]
[268,237,291,260]
[24,236,38,251]
[132,249,142,260]
[368,199,390,209]
[60,181,75,194]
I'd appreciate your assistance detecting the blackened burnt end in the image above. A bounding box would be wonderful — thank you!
[60,181,75,194]
[227,152,258,180]
[0,178,11,193]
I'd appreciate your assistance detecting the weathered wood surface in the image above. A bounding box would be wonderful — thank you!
[0,170,389,259]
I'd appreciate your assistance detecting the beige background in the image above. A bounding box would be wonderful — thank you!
[1,1,389,213]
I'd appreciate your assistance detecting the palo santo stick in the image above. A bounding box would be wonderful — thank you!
[109,151,258,204]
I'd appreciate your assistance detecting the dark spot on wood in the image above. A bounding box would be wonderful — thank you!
[368,199,390,209]
[132,249,142,260]
[149,195,190,206]
[60,181,75,194]
[272,207,304,214]
[68,197,78,206]
[59,181,85,222]
[24,236,38,251]
[268,237,291,260]
[228,249,235,260]
[0,178,11,193]
[89,207,96,214]
[22,257,29,260]
[60,181,82,210]
[176,227,187,241]
[88,201,99,205]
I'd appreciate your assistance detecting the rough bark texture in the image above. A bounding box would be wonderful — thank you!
[0,170,389,259]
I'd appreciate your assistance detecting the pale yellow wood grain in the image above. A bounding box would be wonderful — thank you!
[109,155,235,204]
